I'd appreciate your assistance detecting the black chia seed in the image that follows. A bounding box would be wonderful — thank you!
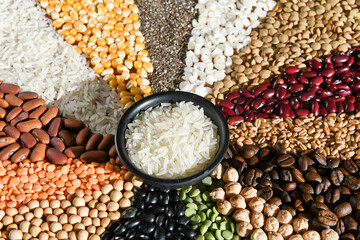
[135,0,197,93]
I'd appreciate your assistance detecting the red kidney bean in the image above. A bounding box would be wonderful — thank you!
[0,143,20,160]
[10,111,29,127]
[80,150,108,163]
[333,55,349,63]
[347,56,354,66]
[326,99,337,113]
[40,106,59,125]
[336,89,351,97]
[262,107,273,114]
[311,76,323,85]
[255,113,269,118]
[239,89,254,98]
[262,89,275,99]
[11,148,30,163]
[337,102,344,113]
[337,84,350,90]
[85,133,103,151]
[0,108,5,119]
[46,148,67,165]
[32,129,50,144]
[290,97,299,109]
[217,100,235,109]
[299,91,315,102]
[64,146,85,158]
[286,75,297,84]
[302,71,318,78]
[30,143,46,162]
[288,83,304,93]
[51,137,66,152]
[309,60,322,69]
[0,83,20,95]
[345,102,355,113]
[225,91,240,101]
[227,116,244,125]
[22,98,45,112]
[336,66,350,75]
[76,127,92,146]
[321,68,335,78]
[0,121,6,132]
[251,85,268,96]
[244,111,254,122]
[6,107,22,122]
[235,105,243,115]
[234,97,246,105]
[311,101,320,117]
[47,117,61,137]
[20,132,37,148]
[251,97,265,110]
[58,130,76,147]
[266,98,277,106]
[355,103,360,112]
[346,96,355,104]
[285,66,300,75]
[276,87,287,100]
[318,89,333,98]
[16,119,42,133]
[298,76,309,84]
[0,137,15,148]
[5,94,23,107]
[0,99,9,109]
[29,105,47,119]
[280,104,291,117]
[109,145,117,158]
[98,134,115,152]
[243,98,253,111]
[17,91,38,100]
[64,118,84,130]
[222,107,235,116]
[334,96,345,102]
[4,125,20,140]
[320,106,328,116]
[295,109,310,116]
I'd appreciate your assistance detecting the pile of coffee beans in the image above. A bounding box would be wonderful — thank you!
[101,184,196,240]
[218,48,360,125]
[221,144,359,239]
[0,82,117,165]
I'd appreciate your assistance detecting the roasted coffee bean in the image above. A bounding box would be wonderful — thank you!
[302,193,314,205]
[317,210,338,226]
[327,158,340,169]
[341,233,355,240]
[258,177,272,187]
[339,186,351,198]
[344,216,358,233]
[274,142,287,155]
[298,183,314,194]
[270,169,280,180]
[313,151,327,166]
[331,169,344,186]
[311,202,329,214]
[280,169,293,182]
[284,182,297,191]
[334,202,352,218]
[325,188,341,205]
[291,168,305,182]
[294,199,305,212]
[257,187,273,201]
[298,155,311,171]
[349,196,360,211]
[334,219,346,235]
[281,205,297,217]
[305,171,322,183]
[282,191,292,203]
[241,145,258,159]
[277,154,295,167]
[344,159,359,174]
[245,169,259,186]
[344,175,360,190]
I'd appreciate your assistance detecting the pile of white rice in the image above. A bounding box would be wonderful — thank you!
[0,0,123,135]
[125,101,219,179]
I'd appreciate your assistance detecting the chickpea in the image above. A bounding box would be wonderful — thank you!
[250,228,267,240]
[249,197,266,212]
[75,189,85,198]
[40,222,49,232]
[100,195,110,204]
[6,208,18,217]
[233,208,250,223]
[123,190,134,199]
[268,232,284,240]
[87,225,96,234]
[240,187,257,202]
[229,194,246,209]
[73,197,86,207]
[78,230,89,240]
[224,182,242,196]
[110,190,122,202]
[29,225,41,237]
[279,224,293,239]
[251,211,265,228]
[264,204,280,217]
[88,200,98,209]
[223,167,239,182]
[84,195,93,203]
[69,215,81,225]
[39,200,49,209]
[63,224,73,232]
[210,188,226,202]
[119,198,131,209]
[74,223,85,231]
[264,217,279,232]
[321,229,339,240]
[276,210,293,224]
[20,221,31,233]
[30,218,43,227]
[49,222,62,233]
[28,200,40,210]
[53,208,64,216]
[289,234,304,240]
[302,230,320,240]
[33,208,44,219]
[89,234,101,240]
[101,184,113,195]
[113,179,124,191]
[2,216,13,226]
[6,223,18,231]
[8,230,22,240]
[49,200,60,209]
[57,230,68,240]
[236,221,253,237]
[109,211,121,221]
[23,233,31,240]
[217,200,233,215]
[13,215,24,223]
[78,207,90,217]
[210,163,223,179]
[132,176,143,187]
[39,232,49,240]
[293,217,308,234]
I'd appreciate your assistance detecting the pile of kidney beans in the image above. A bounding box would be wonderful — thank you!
[219,47,360,125]
[101,184,196,240]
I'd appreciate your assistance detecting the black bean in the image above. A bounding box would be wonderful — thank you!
[124,229,136,239]
[122,207,138,219]
[124,219,141,229]
[138,222,156,235]
[107,220,121,232]
[146,185,156,192]
[101,232,113,240]
[159,192,169,205]
[164,218,176,231]
[134,234,150,240]
[176,216,190,225]
[166,232,182,240]
[173,202,185,217]
[165,204,174,218]
[147,205,165,214]
[146,191,159,204]
[114,224,126,236]
[155,214,165,227]
[169,189,180,202]
[178,225,196,238]
[138,212,155,223]
[132,197,145,210]
[153,227,166,240]
[133,188,147,198]
[110,237,124,240]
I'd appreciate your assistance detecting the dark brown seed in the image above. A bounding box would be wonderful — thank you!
[32,129,50,144]
[0,108,5,119]
[85,134,103,151]
[344,175,360,190]
[29,105,47,119]
[343,159,358,174]
[284,182,297,191]
[20,133,37,148]
[16,119,42,133]
[63,118,84,130]
[50,137,66,152]
[46,148,67,165]
[22,98,45,112]
[30,143,46,162]
[349,196,360,210]
[0,143,20,160]
[4,94,23,107]
[325,188,341,205]
[80,150,108,163]
[17,91,38,100]
[11,148,30,163]
[76,127,92,146]
[40,106,59,125]
[98,134,115,152]
[10,111,29,127]
[334,202,352,218]
[291,168,305,182]
[108,145,117,158]
[280,169,293,182]
[317,210,338,226]
[47,117,61,137]
[257,187,273,201]
[343,216,358,233]
[334,219,345,235]
[241,146,258,159]
[299,183,314,194]
[0,83,20,95]
[341,233,355,240]
[58,130,76,147]
[330,169,344,186]
[298,156,311,171]
[4,125,20,140]
[277,154,295,168]
[64,146,85,158]
[313,151,327,166]
[327,158,340,169]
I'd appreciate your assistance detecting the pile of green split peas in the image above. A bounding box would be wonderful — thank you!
[179,177,246,240]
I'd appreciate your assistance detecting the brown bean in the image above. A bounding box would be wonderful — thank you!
[317,210,338,227]
[334,202,352,218]
[16,119,42,133]
[4,94,23,107]
[0,99,9,108]
[20,133,37,148]
[0,108,5,119]
[76,127,91,146]
[30,143,46,162]
[4,125,20,140]
[58,130,75,147]
[29,105,47,119]
[11,148,30,163]
[46,148,67,165]
[108,145,117,158]
[22,99,45,112]
[6,107,22,122]
[40,106,59,125]
[0,83,20,95]
[10,111,29,126]
[17,91,38,100]
[0,121,6,131]
[85,134,103,151]
[80,150,108,163]
[50,137,65,152]
[0,132,6,137]
[64,118,83,130]
[98,134,114,152]
[47,117,61,137]
[277,154,295,168]
[31,129,50,144]
[0,143,20,160]
[64,146,85,158]
[0,137,16,147]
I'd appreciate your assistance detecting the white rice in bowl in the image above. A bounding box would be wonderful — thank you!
[125,101,219,179]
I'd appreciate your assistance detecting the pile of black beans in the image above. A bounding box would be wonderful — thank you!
[225,143,360,240]
[101,184,196,240]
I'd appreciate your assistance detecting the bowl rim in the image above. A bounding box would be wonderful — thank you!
[115,91,229,188]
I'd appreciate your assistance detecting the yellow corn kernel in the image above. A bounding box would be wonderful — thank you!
[73,2,82,12]
[126,79,137,89]
[108,53,117,61]
[116,83,126,93]
[133,61,142,70]
[69,10,79,21]
[120,91,131,97]
[124,47,134,55]
[65,35,76,44]
[53,18,65,28]
[58,30,70,37]
[106,37,115,45]
[107,17,117,25]
[54,3,62,13]
[111,30,119,38]
[84,29,91,36]
[98,6,108,15]
[78,41,86,49]
[129,4,138,13]
[97,39,107,46]
[141,85,151,95]
[88,17,97,28]
[116,75,125,84]
[101,60,112,69]
[130,86,141,95]
[114,23,124,31]
[83,47,92,55]
[111,58,121,68]
[91,57,101,66]
[138,50,149,57]
[67,0,75,4]
[127,54,136,62]
[109,79,117,88]
[133,94,142,102]
[135,42,145,52]
[133,21,140,30]
[143,62,153,73]
[69,29,78,36]
[124,60,133,69]
[124,24,133,31]
[83,35,90,43]
[137,55,150,62]
[94,64,104,74]
[120,96,132,106]
[122,8,131,18]
[79,14,88,24]
[92,28,102,38]
[40,0,49,8]
[103,74,116,83]
[122,71,130,80]
[75,33,83,42]
[62,23,72,30]
[76,47,82,54]
[124,101,134,110]
[129,73,139,80]
[74,22,86,33]
[136,36,144,43]
[129,13,138,21]
[99,51,108,59]
[137,68,148,78]
[61,4,71,12]
[89,36,97,44]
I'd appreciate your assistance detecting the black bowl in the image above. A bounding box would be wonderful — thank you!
[115,91,229,189]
